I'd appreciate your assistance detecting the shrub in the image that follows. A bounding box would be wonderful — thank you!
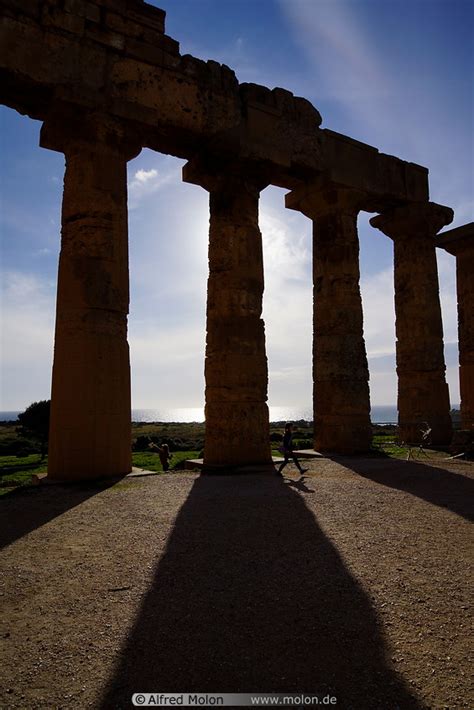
[293,439,313,449]
[17,400,50,460]
[133,435,152,451]
[0,436,38,456]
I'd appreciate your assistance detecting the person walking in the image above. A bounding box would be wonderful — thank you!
[277,423,307,476]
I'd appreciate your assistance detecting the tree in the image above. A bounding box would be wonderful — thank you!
[17,400,51,460]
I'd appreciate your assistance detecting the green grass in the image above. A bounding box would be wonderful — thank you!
[371,433,408,457]
[132,450,200,472]
[0,450,201,495]
[371,434,451,460]
[0,454,47,495]
[0,427,452,498]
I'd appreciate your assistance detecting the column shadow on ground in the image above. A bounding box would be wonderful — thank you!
[335,457,474,521]
[0,479,123,550]
[100,475,425,709]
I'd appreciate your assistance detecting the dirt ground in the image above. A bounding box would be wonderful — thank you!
[0,455,472,710]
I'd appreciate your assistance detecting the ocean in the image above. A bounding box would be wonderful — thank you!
[1,405,402,424]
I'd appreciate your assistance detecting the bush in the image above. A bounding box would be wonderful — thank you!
[133,435,152,451]
[293,439,313,449]
[17,400,50,460]
[0,435,39,456]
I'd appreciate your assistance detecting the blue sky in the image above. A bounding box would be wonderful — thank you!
[1,0,472,412]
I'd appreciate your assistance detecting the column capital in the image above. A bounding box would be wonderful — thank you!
[182,154,271,193]
[437,222,474,256]
[285,177,368,219]
[40,103,142,161]
[370,201,453,240]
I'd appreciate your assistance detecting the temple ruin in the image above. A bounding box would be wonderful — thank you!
[1,0,472,478]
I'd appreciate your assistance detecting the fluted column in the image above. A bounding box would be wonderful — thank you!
[286,185,372,454]
[40,112,140,479]
[184,161,272,469]
[371,202,453,444]
[438,222,474,431]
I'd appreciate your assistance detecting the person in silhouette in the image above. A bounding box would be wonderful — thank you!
[277,422,307,476]
[149,441,172,471]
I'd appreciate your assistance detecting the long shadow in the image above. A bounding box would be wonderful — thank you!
[0,478,123,550]
[100,475,426,709]
[337,457,474,521]
[0,461,44,474]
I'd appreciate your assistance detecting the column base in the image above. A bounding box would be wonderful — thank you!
[204,401,272,468]
[315,416,372,454]
[47,467,133,482]
[201,462,277,475]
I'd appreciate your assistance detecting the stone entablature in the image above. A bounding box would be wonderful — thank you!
[437,222,474,256]
[2,0,426,200]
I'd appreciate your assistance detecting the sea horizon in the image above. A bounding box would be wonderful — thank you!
[0,404,450,425]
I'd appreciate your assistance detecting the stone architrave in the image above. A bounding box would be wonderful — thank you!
[286,184,372,454]
[371,202,454,444]
[438,223,474,430]
[184,161,272,469]
[40,112,140,480]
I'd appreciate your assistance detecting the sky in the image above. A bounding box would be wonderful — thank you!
[0,0,473,414]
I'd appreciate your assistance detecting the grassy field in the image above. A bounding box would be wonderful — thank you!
[0,451,201,496]
[0,454,48,494]
[0,421,452,496]
[132,450,200,472]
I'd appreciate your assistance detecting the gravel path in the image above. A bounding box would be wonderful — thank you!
[0,456,472,709]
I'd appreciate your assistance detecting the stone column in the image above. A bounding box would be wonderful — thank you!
[438,222,474,431]
[183,162,272,469]
[40,113,139,480]
[371,202,454,444]
[286,185,372,454]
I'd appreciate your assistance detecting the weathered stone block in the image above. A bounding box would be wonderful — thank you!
[105,10,175,52]
[124,35,179,67]
[404,161,429,202]
[1,0,41,21]
[204,401,271,467]
[63,0,85,15]
[125,37,163,65]
[41,5,85,35]
[85,23,125,50]
[126,2,166,34]
[62,0,101,23]
[314,414,372,454]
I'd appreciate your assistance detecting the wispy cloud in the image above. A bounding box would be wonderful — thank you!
[33,247,52,257]
[278,0,473,180]
[133,168,158,184]
[279,0,389,104]
[128,159,181,209]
